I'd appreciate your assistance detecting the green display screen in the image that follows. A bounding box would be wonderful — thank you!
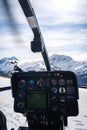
[26,93,47,110]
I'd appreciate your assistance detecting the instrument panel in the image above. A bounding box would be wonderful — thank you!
[11,71,79,116]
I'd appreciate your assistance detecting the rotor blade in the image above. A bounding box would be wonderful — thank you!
[18,0,51,71]
[2,0,23,43]
[0,86,11,92]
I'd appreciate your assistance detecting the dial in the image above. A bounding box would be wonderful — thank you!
[37,78,45,88]
[59,87,66,94]
[51,87,58,93]
[51,79,57,86]
[18,79,26,88]
[29,79,35,86]
[59,79,65,86]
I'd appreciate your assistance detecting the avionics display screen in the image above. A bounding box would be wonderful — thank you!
[26,93,47,110]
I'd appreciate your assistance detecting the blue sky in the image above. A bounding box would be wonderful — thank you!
[0,0,87,61]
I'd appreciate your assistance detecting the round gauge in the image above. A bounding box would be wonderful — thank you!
[59,87,66,94]
[51,87,58,93]
[18,79,26,88]
[37,78,45,88]
[59,79,65,86]
[29,79,35,86]
[51,79,57,86]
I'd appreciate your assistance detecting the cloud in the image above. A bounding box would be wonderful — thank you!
[31,0,87,25]
[0,0,87,61]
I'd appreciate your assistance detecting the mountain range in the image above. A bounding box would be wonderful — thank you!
[0,54,87,85]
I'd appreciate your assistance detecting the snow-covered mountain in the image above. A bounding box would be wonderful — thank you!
[0,54,87,85]
[0,56,18,75]
[49,54,87,85]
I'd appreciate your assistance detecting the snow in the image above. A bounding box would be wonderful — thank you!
[0,77,28,130]
[68,89,87,130]
[0,57,17,75]
[0,77,87,130]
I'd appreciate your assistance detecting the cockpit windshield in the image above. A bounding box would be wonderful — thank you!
[0,0,87,130]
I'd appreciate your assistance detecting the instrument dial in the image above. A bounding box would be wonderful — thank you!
[51,79,57,85]
[18,79,26,88]
[37,78,45,88]
[59,79,65,86]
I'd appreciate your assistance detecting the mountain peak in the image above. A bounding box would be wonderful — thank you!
[50,54,73,62]
[0,56,18,63]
